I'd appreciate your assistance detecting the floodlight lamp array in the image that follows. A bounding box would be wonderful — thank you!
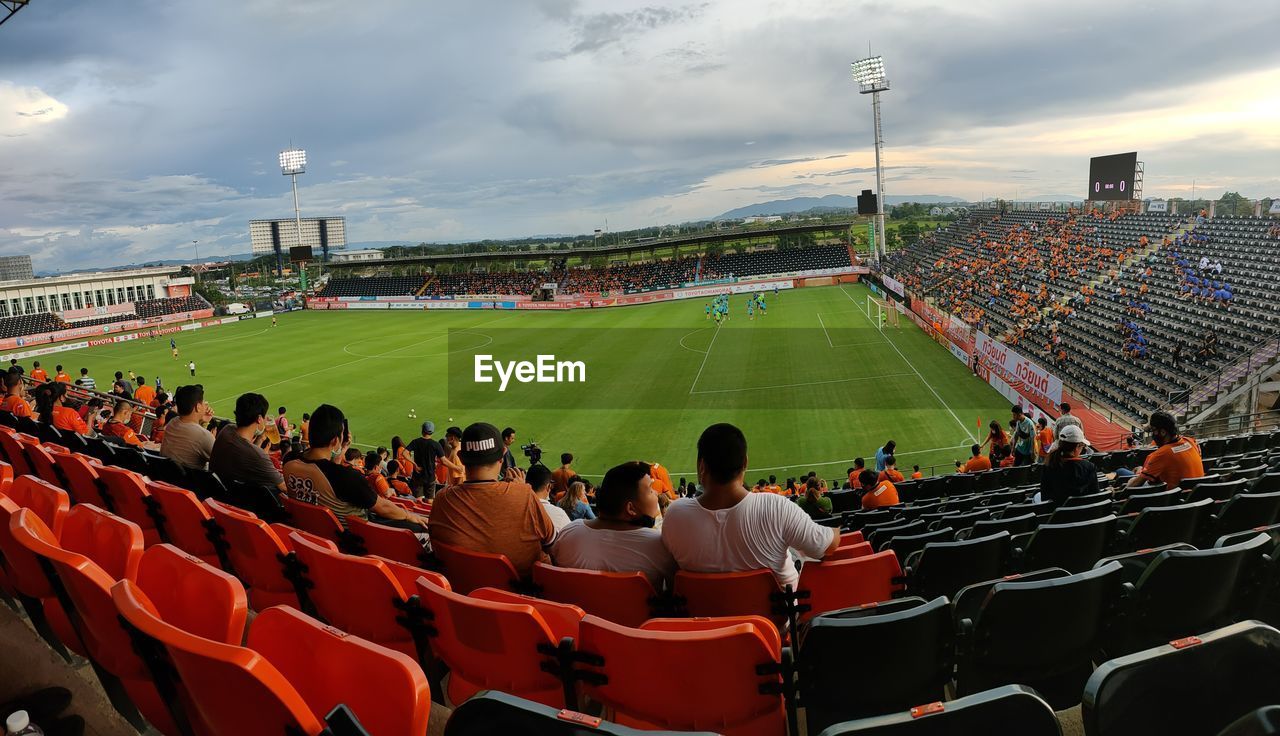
[279,148,307,175]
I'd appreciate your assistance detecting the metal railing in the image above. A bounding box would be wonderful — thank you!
[1185,410,1280,440]
[1165,330,1280,419]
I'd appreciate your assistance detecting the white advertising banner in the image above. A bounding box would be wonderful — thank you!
[881,274,905,298]
[1147,200,1168,213]
[974,331,1064,410]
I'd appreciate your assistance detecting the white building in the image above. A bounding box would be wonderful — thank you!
[0,267,192,320]
[742,215,784,225]
[329,249,385,263]
[249,217,347,258]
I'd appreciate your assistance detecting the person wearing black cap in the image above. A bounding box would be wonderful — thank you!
[283,404,427,533]
[1126,411,1204,490]
[407,420,447,498]
[428,422,555,579]
[551,461,675,589]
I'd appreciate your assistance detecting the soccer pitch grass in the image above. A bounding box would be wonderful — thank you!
[52,284,1012,480]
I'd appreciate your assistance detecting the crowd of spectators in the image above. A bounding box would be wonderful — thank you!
[1,349,1209,601]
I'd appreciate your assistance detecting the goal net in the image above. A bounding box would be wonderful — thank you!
[865,296,900,331]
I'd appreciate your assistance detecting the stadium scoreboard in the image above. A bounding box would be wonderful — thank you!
[1087,152,1137,200]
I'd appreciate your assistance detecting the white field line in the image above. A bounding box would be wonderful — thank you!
[690,372,914,395]
[687,323,723,394]
[841,285,978,444]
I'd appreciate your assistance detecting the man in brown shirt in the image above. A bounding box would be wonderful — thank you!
[428,422,555,578]
[550,452,576,499]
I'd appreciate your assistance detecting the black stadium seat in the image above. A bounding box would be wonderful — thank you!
[442,691,717,736]
[904,532,1011,601]
[1218,706,1280,736]
[1114,497,1212,551]
[955,561,1123,709]
[949,567,1069,628]
[1083,621,1280,736]
[1013,515,1118,573]
[1112,533,1271,654]
[799,597,954,731]
[1200,491,1280,544]
[813,685,1062,736]
[880,528,953,562]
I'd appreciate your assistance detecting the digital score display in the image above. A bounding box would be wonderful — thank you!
[1087,152,1137,201]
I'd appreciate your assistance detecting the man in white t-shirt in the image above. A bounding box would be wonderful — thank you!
[551,461,675,589]
[661,423,840,591]
[527,464,571,535]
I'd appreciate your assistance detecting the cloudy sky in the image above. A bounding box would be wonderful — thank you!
[1,0,1277,270]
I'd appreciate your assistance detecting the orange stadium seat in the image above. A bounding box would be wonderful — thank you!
[532,562,659,628]
[431,539,522,594]
[673,569,789,634]
[575,614,787,736]
[345,514,430,567]
[0,428,34,477]
[204,498,303,611]
[4,474,70,539]
[280,495,347,547]
[94,465,161,547]
[249,606,432,736]
[827,540,875,561]
[59,503,143,582]
[0,494,82,658]
[8,507,164,732]
[797,550,905,622]
[415,575,582,708]
[111,579,326,736]
[287,531,438,662]
[48,448,109,509]
[143,479,222,566]
[18,436,65,488]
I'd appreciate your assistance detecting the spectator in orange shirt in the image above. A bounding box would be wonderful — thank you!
[859,469,899,509]
[847,457,867,489]
[391,436,417,478]
[648,461,675,500]
[102,402,158,450]
[957,444,993,473]
[1036,416,1054,462]
[35,382,88,435]
[364,451,393,498]
[878,456,905,484]
[53,365,71,384]
[386,460,414,497]
[29,361,48,383]
[765,474,783,495]
[1126,411,1204,490]
[911,465,923,480]
[551,453,576,498]
[133,377,156,407]
[2,372,32,418]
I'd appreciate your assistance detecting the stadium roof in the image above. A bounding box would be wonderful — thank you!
[324,220,858,269]
[0,0,30,27]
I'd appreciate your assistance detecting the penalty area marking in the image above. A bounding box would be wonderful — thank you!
[841,285,978,444]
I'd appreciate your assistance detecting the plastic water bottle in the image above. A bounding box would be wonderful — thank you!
[5,711,43,736]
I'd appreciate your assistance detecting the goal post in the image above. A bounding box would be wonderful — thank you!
[865,296,900,331]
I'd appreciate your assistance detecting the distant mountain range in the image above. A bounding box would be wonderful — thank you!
[714,194,967,220]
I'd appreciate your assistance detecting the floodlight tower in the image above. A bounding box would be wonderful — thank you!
[851,55,889,259]
[279,147,307,277]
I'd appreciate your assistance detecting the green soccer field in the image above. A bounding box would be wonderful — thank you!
[47,284,1013,481]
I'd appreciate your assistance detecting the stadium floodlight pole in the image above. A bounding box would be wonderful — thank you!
[191,241,200,283]
[851,54,889,259]
[279,147,307,278]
